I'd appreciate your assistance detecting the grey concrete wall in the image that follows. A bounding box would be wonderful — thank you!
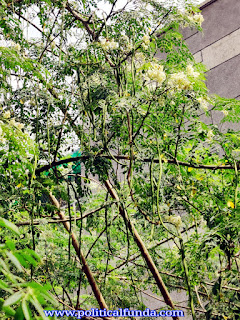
[183,0,240,55]
[207,53,240,99]
[181,0,240,135]
[183,0,240,100]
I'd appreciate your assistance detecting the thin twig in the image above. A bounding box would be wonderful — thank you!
[16,202,116,226]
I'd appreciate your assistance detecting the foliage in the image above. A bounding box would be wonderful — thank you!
[0,0,239,319]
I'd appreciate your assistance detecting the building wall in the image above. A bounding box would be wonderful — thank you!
[180,0,240,133]
[182,0,240,100]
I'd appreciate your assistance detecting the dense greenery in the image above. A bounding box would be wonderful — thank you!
[0,0,239,319]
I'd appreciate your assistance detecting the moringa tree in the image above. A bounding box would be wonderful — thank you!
[0,0,239,319]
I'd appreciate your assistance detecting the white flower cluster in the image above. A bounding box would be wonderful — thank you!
[207,129,214,141]
[10,118,24,130]
[89,73,102,86]
[221,110,229,116]
[11,41,21,51]
[142,34,150,49]
[100,38,119,51]
[165,215,182,229]
[135,52,145,61]
[1,110,24,132]
[146,63,166,85]
[135,52,146,69]
[121,35,133,51]
[197,97,208,112]
[186,65,200,78]
[142,35,150,45]
[168,72,191,91]
[3,110,10,119]
[188,13,204,27]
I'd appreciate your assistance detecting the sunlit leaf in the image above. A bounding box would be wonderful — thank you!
[0,218,19,235]
[3,291,23,307]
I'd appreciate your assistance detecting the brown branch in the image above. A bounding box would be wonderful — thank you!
[13,12,68,55]
[65,2,95,39]
[48,192,110,312]
[104,179,179,320]
[38,9,63,62]
[85,215,117,259]
[107,224,197,274]
[117,277,213,315]
[54,108,68,162]
[95,0,118,40]
[131,99,153,143]
[46,86,86,146]
[108,251,240,294]
[35,154,238,176]
[119,9,172,65]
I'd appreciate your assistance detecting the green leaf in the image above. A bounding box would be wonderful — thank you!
[29,296,48,320]
[2,305,16,316]
[3,291,23,307]
[6,252,23,272]
[13,252,29,268]
[0,218,19,235]
[25,248,40,262]
[5,240,15,251]
[26,282,57,306]
[0,279,12,292]
[21,252,38,266]
[14,306,25,320]
[22,299,31,320]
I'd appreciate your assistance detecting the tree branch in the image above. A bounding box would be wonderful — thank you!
[66,2,95,39]
[16,202,115,226]
[35,154,238,175]
[48,192,110,312]
[104,179,179,320]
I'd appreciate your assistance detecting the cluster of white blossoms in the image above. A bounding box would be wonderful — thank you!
[168,71,191,91]
[89,72,102,86]
[100,38,119,51]
[188,13,204,27]
[221,110,229,116]
[146,63,166,85]
[186,65,200,78]
[145,64,201,91]
[197,97,209,112]
[120,34,133,51]
[165,215,182,229]
[3,110,10,119]
[135,52,146,69]
[142,35,150,45]
[0,111,11,143]
[207,129,214,141]
[11,41,21,51]
[1,110,24,131]
[9,118,24,130]
[142,34,150,50]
